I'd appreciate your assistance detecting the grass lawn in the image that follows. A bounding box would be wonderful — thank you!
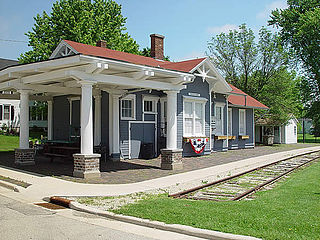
[0,135,19,152]
[114,161,320,240]
[0,134,42,152]
[298,133,320,143]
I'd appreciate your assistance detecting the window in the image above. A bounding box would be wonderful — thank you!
[144,100,153,112]
[143,96,158,114]
[215,103,224,135]
[228,108,232,135]
[0,105,2,120]
[160,99,167,136]
[3,105,10,120]
[183,99,206,137]
[294,126,297,136]
[239,109,246,135]
[121,94,136,120]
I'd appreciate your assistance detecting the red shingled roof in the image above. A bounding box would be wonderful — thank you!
[228,84,269,109]
[64,40,204,73]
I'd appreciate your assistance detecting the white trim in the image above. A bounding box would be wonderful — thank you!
[120,94,136,120]
[182,95,208,102]
[183,98,206,137]
[215,102,225,136]
[160,97,167,137]
[239,109,246,135]
[228,108,232,136]
[128,121,157,159]
[142,95,159,114]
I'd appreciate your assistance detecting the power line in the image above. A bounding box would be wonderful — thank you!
[0,38,28,43]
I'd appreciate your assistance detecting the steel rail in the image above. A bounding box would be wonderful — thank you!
[169,151,319,199]
[231,155,319,201]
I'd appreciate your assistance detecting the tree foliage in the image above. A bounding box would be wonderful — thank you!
[269,0,320,100]
[139,47,170,61]
[269,0,320,133]
[19,0,140,63]
[207,25,300,124]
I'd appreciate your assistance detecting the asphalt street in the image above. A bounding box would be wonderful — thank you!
[0,189,203,240]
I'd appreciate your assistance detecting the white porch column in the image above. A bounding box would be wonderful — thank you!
[15,90,35,166]
[47,100,53,140]
[111,94,121,159]
[161,90,182,170]
[94,94,101,146]
[80,82,94,154]
[19,90,30,149]
[164,90,179,149]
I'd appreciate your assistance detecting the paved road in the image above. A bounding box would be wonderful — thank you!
[0,189,203,240]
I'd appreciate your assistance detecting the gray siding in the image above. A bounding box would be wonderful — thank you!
[119,90,162,159]
[228,107,254,149]
[178,77,211,157]
[212,93,228,151]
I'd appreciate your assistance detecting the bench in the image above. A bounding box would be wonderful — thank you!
[43,153,69,162]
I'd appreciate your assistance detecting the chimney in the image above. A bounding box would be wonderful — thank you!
[150,34,164,60]
[96,40,107,48]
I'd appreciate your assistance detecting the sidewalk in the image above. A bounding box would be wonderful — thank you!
[0,145,319,203]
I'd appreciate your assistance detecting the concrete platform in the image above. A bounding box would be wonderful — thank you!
[0,145,319,203]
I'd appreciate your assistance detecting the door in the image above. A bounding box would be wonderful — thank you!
[130,123,155,159]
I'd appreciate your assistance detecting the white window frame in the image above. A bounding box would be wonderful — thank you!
[239,109,246,135]
[142,95,159,114]
[3,105,10,120]
[183,96,207,137]
[228,108,232,136]
[160,97,167,137]
[215,102,225,136]
[120,94,136,120]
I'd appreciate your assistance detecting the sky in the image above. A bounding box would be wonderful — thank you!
[0,0,287,62]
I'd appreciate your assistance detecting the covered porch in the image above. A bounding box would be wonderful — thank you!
[0,54,194,178]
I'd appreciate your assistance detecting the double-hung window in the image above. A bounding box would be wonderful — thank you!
[183,98,206,137]
[121,94,136,120]
[215,103,224,135]
[239,109,246,135]
[0,105,2,120]
[228,108,232,135]
[3,105,10,120]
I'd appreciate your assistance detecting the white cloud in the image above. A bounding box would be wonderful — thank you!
[256,0,288,20]
[207,24,238,34]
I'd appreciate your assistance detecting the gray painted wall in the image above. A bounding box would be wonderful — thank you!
[178,77,211,157]
[228,107,254,149]
[212,93,228,151]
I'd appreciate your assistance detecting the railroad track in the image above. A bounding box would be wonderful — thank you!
[170,151,320,201]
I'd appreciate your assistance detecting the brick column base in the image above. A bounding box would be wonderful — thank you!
[15,148,35,166]
[160,149,183,170]
[73,153,101,179]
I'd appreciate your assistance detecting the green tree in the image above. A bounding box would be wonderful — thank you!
[269,0,320,99]
[207,25,300,124]
[19,0,140,63]
[139,47,171,61]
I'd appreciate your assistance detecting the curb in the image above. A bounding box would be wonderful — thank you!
[0,179,22,192]
[49,196,261,240]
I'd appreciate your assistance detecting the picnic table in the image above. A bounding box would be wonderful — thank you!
[43,141,80,162]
